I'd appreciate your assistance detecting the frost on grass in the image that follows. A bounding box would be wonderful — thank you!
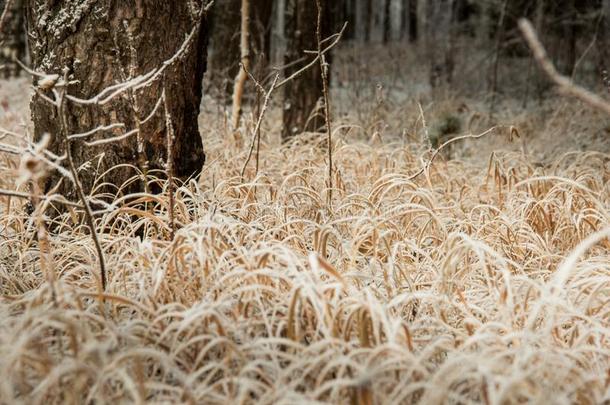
[0,123,608,404]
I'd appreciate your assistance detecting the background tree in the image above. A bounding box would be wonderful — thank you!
[599,0,609,75]
[208,0,273,107]
[401,0,418,42]
[282,0,333,139]
[383,0,391,43]
[26,0,208,199]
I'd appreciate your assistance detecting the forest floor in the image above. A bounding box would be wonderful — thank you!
[0,50,609,404]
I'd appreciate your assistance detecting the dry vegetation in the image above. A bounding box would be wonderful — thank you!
[1,48,610,404]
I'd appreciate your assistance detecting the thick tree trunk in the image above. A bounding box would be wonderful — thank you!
[0,0,26,77]
[282,0,331,140]
[208,0,241,102]
[26,0,207,200]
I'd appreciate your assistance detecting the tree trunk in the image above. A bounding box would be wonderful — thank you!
[365,0,373,42]
[26,0,208,200]
[282,0,331,140]
[599,0,609,75]
[208,0,241,101]
[409,0,418,42]
[564,0,577,76]
[354,0,366,42]
[271,0,286,65]
[383,0,391,43]
[0,0,26,77]
[401,0,418,42]
[344,0,356,41]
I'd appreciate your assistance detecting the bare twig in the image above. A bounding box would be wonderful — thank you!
[67,123,126,141]
[241,64,272,174]
[163,89,176,240]
[407,126,500,182]
[56,69,107,292]
[275,23,347,90]
[240,73,280,179]
[518,19,610,116]
[315,0,334,208]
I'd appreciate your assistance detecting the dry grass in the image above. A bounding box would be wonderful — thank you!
[1,70,610,403]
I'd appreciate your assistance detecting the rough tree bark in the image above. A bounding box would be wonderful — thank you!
[282,0,332,140]
[26,0,208,200]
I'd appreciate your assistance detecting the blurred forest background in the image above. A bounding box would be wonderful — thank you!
[2,0,609,147]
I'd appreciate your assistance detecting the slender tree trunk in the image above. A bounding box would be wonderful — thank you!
[26,0,208,200]
[282,0,331,140]
[564,0,577,76]
[272,0,287,65]
[401,0,415,41]
[355,0,366,42]
[231,0,250,131]
[599,0,609,74]
[344,0,356,40]
[383,0,391,43]
[408,0,418,42]
[365,0,373,42]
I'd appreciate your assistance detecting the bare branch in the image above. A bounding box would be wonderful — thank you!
[240,73,280,179]
[315,0,335,208]
[275,23,347,90]
[518,19,610,116]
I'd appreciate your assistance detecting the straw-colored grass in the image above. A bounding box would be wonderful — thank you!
[1,50,610,403]
[1,110,608,403]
